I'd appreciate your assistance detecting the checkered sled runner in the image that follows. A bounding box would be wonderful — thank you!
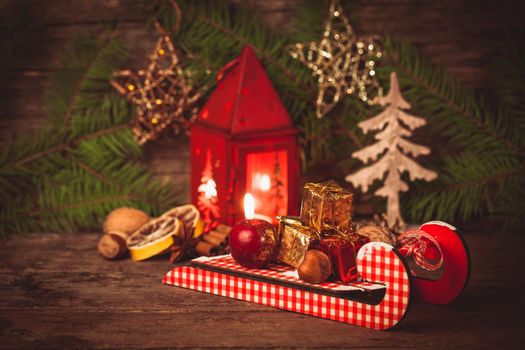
[163,242,411,330]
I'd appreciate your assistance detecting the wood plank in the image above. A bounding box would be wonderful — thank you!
[0,231,524,348]
[0,23,157,71]
[0,0,147,24]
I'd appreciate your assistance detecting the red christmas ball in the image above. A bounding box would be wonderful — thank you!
[230,219,279,269]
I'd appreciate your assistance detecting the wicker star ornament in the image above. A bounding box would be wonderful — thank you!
[110,27,200,144]
[290,0,383,118]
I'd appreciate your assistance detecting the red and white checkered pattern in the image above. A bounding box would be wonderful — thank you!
[187,255,380,291]
[163,242,411,330]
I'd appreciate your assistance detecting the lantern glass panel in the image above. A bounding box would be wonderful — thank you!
[245,150,288,218]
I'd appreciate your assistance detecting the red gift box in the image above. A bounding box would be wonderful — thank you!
[320,234,370,283]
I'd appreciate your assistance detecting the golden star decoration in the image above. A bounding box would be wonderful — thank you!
[289,0,383,118]
[110,32,200,144]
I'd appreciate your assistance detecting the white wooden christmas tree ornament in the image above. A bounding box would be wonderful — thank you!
[346,72,437,228]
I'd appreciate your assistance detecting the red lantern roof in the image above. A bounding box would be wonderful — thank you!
[196,46,295,136]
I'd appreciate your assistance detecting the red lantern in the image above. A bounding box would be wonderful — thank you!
[191,46,300,226]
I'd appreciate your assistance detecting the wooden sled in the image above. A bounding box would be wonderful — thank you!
[163,221,469,330]
[164,242,412,330]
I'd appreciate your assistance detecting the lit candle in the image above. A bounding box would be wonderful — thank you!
[244,193,255,220]
[243,192,272,222]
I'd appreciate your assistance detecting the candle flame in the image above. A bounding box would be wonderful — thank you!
[244,193,255,220]
[259,174,271,192]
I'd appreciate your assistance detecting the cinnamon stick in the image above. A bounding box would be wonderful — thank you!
[207,229,230,242]
[215,224,232,233]
[196,241,220,257]
[202,234,223,247]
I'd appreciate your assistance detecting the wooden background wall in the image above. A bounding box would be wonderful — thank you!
[0,0,521,202]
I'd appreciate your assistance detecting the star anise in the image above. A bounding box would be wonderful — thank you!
[169,224,201,263]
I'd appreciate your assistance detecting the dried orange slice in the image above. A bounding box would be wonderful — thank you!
[127,216,181,261]
[162,204,204,237]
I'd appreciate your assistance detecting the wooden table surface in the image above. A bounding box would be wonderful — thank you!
[1,231,523,349]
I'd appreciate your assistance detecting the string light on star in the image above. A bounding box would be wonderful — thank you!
[110,24,200,144]
[289,0,383,118]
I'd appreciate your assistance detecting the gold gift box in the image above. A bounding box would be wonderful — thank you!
[277,216,318,269]
[300,180,353,233]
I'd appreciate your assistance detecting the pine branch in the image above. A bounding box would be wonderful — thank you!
[0,34,178,237]
[46,35,127,128]
[62,38,110,127]
[382,37,523,156]
[194,12,298,85]
[489,26,525,149]
[173,0,316,94]
[334,117,364,149]
[12,144,65,168]
[404,151,522,223]
[75,123,130,143]
[31,195,140,215]
[3,122,130,170]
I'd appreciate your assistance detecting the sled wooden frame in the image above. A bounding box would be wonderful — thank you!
[163,242,412,330]
[163,221,470,330]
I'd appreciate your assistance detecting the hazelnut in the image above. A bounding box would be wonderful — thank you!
[298,250,332,284]
[98,233,127,260]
